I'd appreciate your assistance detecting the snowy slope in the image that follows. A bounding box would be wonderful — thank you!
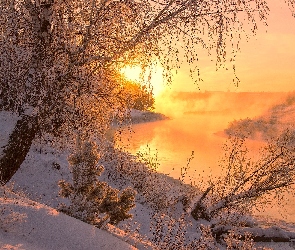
[2,110,295,250]
[0,188,136,250]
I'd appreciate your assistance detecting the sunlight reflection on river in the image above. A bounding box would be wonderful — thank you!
[115,92,295,223]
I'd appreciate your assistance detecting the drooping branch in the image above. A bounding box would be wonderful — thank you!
[191,134,295,221]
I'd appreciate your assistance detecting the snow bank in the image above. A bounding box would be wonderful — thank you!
[0,188,136,250]
[2,110,295,249]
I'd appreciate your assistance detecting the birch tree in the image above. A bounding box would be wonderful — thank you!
[0,0,288,184]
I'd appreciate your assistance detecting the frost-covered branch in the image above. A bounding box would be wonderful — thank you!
[192,132,295,221]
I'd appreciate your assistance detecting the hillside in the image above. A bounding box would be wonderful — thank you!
[0,187,136,250]
[1,110,295,249]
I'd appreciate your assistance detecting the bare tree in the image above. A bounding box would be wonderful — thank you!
[191,131,295,221]
[0,0,286,184]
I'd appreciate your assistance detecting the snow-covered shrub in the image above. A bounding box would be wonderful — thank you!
[224,230,255,250]
[104,147,171,211]
[58,140,136,227]
[192,225,219,250]
[105,146,199,214]
[148,213,223,249]
[149,213,188,249]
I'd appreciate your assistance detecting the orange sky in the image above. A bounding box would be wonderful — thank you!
[169,0,295,93]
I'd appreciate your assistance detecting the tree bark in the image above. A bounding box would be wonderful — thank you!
[191,185,213,221]
[0,115,39,185]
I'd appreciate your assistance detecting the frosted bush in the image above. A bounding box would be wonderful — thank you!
[58,139,136,227]
[224,231,255,250]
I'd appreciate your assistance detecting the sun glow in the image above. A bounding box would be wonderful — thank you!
[120,65,166,97]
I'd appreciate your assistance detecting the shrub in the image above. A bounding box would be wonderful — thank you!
[58,139,136,227]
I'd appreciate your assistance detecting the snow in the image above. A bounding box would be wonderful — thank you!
[0,188,136,250]
[255,242,295,250]
[0,112,20,157]
[1,110,295,250]
[0,112,138,250]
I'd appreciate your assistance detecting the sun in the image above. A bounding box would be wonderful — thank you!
[120,65,142,83]
[120,64,166,97]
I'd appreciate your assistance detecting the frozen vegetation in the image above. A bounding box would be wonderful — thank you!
[1,110,295,249]
[1,0,295,248]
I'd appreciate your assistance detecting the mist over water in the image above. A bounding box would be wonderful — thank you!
[118,91,288,177]
[116,91,295,223]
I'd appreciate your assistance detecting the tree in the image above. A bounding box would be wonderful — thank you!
[191,132,295,222]
[125,82,155,111]
[0,0,292,184]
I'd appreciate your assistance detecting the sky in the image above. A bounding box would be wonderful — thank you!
[168,0,295,93]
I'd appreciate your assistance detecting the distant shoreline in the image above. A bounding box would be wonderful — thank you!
[129,109,169,124]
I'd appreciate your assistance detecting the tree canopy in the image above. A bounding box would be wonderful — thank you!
[0,0,294,183]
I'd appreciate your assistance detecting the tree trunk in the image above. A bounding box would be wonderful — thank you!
[191,185,213,221]
[0,115,39,185]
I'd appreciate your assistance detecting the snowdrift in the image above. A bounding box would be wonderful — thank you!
[0,188,136,250]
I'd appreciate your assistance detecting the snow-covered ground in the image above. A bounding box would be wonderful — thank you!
[1,110,295,249]
[0,188,136,250]
[0,112,141,250]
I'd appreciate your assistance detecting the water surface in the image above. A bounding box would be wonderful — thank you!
[116,92,295,223]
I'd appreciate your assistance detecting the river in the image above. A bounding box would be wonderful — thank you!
[116,91,295,223]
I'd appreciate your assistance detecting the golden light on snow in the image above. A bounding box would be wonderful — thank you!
[120,65,166,97]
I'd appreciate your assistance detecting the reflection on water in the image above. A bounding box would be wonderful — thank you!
[118,114,235,179]
[115,91,295,223]
[117,113,266,183]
